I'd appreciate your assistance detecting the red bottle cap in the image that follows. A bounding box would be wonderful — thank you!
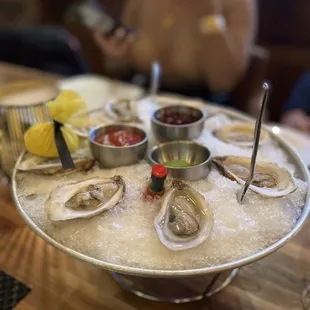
[152,164,167,178]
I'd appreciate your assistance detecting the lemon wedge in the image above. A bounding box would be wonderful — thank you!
[24,122,79,157]
[47,90,86,124]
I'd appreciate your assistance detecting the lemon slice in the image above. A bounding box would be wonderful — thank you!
[47,90,86,124]
[24,122,79,157]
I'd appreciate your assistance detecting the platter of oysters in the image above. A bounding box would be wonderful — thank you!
[12,95,310,277]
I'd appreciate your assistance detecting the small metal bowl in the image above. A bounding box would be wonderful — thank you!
[89,124,148,168]
[151,105,206,142]
[148,141,212,181]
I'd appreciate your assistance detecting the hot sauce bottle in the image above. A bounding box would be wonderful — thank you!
[144,164,167,201]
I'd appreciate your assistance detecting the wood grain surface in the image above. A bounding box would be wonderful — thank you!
[0,174,309,310]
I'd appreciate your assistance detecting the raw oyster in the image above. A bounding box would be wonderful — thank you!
[45,175,125,221]
[213,156,296,197]
[17,153,94,175]
[154,180,213,251]
[214,122,269,147]
[68,108,107,138]
[105,99,141,123]
[68,100,141,137]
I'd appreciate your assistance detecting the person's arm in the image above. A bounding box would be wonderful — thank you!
[93,27,135,79]
[198,0,257,93]
[283,72,310,114]
[76,0,134,79]
[281,72,310,132]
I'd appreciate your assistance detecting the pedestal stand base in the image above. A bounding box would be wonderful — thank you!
[112,268,239,303]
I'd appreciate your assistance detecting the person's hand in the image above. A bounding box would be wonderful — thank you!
[198,0,226,35]
[93,27,136,58]
[281,109,310,132]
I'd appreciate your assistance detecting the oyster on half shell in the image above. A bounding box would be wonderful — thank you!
[213,156,296,197]
[67,108,108,138]
[154,180,213,251]
[45,175,125,221]
[17,153,94,175]
[214,123,269,147]
[105,99,141,123]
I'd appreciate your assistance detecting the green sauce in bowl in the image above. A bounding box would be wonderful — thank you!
[164,160,194,168]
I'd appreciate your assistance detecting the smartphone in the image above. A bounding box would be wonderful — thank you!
[66,0,132,36]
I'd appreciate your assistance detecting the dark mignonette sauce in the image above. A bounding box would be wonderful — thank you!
[158,110,200,125]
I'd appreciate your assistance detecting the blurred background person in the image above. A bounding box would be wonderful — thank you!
[0,0,265,116]
[0,0,88,75]
[281,71,310,133]
[93,0,257,108]
[0,27,88,75]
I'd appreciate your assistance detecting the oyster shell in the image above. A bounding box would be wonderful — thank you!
[213,156,296,197]
[45,175,125,221]
[154,180,213,251]
[67,108,107,138]
[214,123,269,147]
[105,99,141,123]
[17,153,94,175]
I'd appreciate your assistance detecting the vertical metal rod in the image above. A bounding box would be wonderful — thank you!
[149,61,161,100]
[236,82,270,203]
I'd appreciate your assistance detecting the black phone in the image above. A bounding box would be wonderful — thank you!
[66,0,133,36]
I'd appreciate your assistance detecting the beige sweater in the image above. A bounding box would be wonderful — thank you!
[105,0,257,93]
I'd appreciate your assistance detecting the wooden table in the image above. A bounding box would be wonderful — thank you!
[0,63,309,310]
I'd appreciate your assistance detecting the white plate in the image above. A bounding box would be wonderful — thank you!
[58,74,144,110]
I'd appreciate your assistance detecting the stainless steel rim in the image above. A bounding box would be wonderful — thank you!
[151,105,207,128]
[148,140,212,170]
[88,123,148,149]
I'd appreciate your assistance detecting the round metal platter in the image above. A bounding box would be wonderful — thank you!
[11,97,310,278]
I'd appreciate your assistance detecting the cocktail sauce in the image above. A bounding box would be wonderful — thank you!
[94,129,143,147]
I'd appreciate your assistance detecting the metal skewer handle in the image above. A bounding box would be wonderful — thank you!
[236,82,270,203]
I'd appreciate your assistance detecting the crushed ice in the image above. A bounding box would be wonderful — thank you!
[15,101,308,270]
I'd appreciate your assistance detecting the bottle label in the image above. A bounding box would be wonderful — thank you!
[150,175,165,193]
